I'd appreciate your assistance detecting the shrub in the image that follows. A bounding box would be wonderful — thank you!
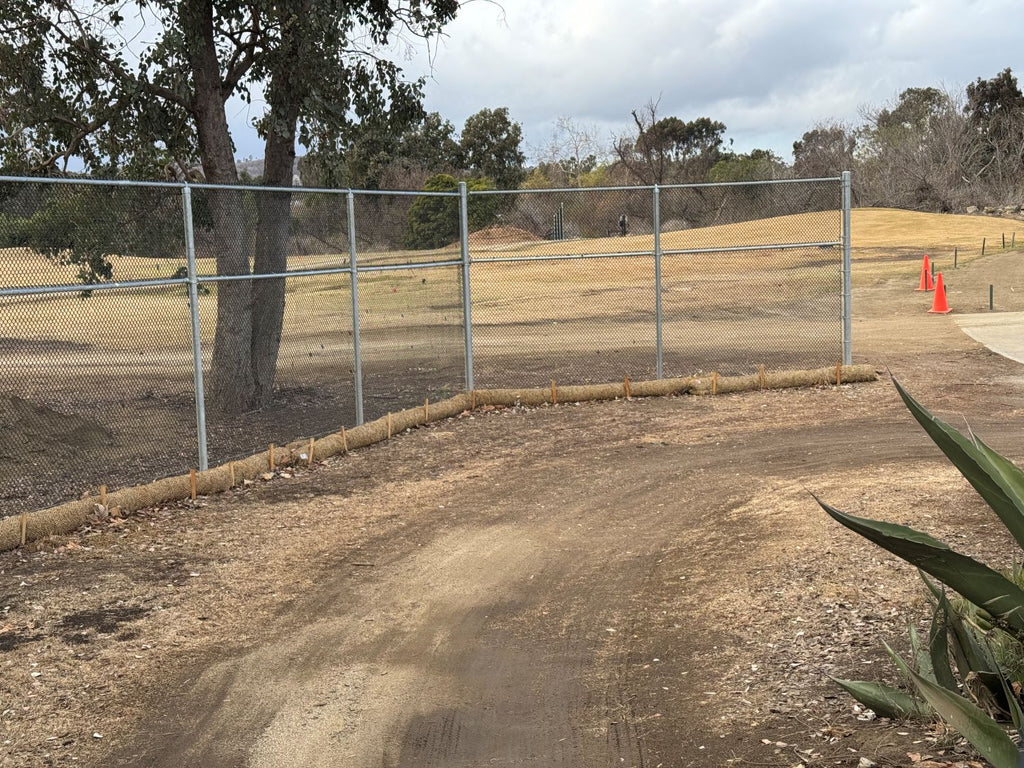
[404,173,500,250]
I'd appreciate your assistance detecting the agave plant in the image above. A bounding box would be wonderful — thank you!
[818,378,1024,768]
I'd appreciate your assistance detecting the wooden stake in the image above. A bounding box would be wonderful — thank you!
[341,426,348,452]
[550,379,557,404]
[189,469,197,501]
[269,444,275,471]
[308,437,315,467]
[835,363,842,386]
[424,397,430,422]
[624,375,631,399]
[758,364,766,390]
[387,412,392,439]
[99,485,107,507]
[470,390,477,409]
[19,512,27,547]
[711,371,718,395]
[229,462,235,488]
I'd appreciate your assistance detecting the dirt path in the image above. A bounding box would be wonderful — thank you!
[5,247,1024,767]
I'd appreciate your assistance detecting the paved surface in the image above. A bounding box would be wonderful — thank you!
[955,311,1024,364]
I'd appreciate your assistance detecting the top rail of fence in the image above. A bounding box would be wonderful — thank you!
[0,175,844,196]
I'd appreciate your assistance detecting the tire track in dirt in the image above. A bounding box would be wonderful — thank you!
[106,363,1024,768]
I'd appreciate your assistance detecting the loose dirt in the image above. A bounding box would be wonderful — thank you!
[4,238,1024,767]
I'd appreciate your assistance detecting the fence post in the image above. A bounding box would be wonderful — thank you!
[347,191,364,425]
[841,171,853,366]
[181,185,209,471]
[459,181,475,391]
[653,184,664,379]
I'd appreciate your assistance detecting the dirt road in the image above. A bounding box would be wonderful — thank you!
[4,245,1024,767]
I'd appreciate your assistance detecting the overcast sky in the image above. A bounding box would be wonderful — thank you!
[228,0,1024,164]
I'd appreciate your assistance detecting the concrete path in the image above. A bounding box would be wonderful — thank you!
[955,311,1024,364]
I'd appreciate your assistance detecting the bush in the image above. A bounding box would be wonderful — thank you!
[404,173,500,250]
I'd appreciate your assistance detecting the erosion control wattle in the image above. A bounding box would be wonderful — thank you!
[0,365,878,553]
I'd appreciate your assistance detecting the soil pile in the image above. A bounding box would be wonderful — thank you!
[465,225,542,246]
[0,394,113,462]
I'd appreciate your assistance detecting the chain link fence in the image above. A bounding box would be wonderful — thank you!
[0,174,850,518]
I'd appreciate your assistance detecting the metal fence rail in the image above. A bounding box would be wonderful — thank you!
[0,174,850,517]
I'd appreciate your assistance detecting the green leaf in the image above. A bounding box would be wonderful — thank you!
[904,663,1019,767]
[910,624,938,684]
[832,678,932,720]
[885,642,1019,768]
[893,377,1024,551]
[817,499,1024,635]
[929,596,960,693]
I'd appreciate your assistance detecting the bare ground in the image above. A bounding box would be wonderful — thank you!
[4,247,1024,767]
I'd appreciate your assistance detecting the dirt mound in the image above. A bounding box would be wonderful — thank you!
[465,226,542,245]
[0,394,113,460]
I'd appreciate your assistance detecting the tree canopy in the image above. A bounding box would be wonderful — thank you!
[458,107,526,190]
[0,0,461,414]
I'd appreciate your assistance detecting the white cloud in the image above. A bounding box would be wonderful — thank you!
[232,0,1024,164]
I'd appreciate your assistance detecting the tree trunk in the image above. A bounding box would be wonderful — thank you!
[248,4,307,408]
[250,125,296,406]
[182,0,259,415]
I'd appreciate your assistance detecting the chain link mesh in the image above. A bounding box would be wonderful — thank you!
[0,177,845,518]
[190,187,357,465]
[353,192,466,420]
[0,181,196,517]
[658,180,843,375]
[470,188,658,386]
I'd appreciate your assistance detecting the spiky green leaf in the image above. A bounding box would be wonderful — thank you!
[818,499,1024,635]
[893,377,1024,551]
[885,642,1019,768]
[910,669,1018,766]
[929,596,960,693]
[911,624,938,684]
[832,678,931,720]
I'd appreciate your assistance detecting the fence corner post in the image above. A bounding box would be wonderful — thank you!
[347,190,364,426]
[459,181,475,391]
[181,184,209,471]
[841,170,853,366]
[653,184,664,379]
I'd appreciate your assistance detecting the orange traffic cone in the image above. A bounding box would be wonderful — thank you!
[915,254,935,291]
[928,272,952,314]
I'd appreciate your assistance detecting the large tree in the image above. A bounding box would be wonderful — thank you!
[965,67,1024,195]
[858,87,974,210]
[0,0,459,414]
[792,122,857,179]
[458,107,525,189]
[614,100,726,185]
